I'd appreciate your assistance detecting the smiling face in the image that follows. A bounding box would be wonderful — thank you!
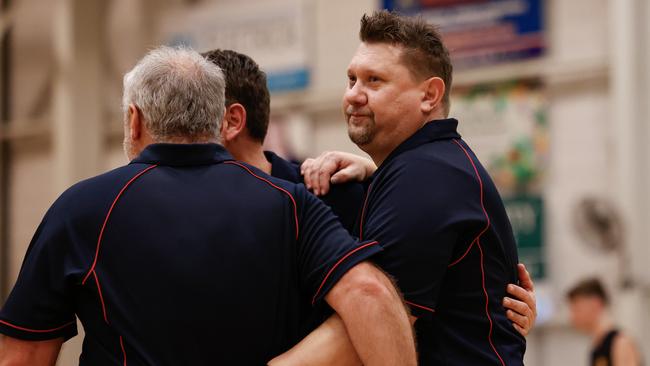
[343,42,434,165]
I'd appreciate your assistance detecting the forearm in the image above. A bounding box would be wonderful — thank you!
[327,262,417,366]
[336,281,415,365]
[0,335,62,366]
[268,314,361,366]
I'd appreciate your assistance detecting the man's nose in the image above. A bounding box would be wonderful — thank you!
[344,83,368,106]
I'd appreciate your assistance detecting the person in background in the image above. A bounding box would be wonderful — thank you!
[567,278,642,366]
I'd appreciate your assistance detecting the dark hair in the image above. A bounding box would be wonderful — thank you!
[567,278,609,305]
[201,49,270,143]
[359,10,453,115]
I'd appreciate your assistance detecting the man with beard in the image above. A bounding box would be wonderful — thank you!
[301,11,529,365]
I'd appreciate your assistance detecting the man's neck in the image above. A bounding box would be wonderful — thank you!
[228,140,272,175]
[367,115,445,167]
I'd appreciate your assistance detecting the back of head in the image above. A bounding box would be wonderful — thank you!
[567,277,609,305]
[202,49,270,143]
[359,10,453,116]
[122,46,226,142]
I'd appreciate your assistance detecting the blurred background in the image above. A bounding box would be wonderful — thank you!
[1,0,649,364]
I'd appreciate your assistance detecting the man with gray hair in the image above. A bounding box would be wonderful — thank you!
[0,46,416,365]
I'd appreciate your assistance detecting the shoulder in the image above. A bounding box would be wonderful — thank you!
[612,332,641,363]
[384,139,475,178]
[366,143,488,226]
[52,164,152,214]
[612,332,638,352]
[375,148,477,200]
[19,164,151,257]
[222,159,309,205]
[226,159,300,189]
[264,150,302,183]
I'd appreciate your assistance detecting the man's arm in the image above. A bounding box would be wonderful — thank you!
[326,262,416,365]
[269,262,416,366]
[301,152,376,196]
[0,335,62,366]
[503,263,537,336]
[268,314,361,366]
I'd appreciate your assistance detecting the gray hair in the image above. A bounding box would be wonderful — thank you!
[122,46,226,142]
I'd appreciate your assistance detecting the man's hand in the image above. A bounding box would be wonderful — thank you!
[0,335,63,366]
[301,152,377,196]
[503,263,537,336]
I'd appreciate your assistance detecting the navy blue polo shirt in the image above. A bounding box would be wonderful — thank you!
[264,151,365,234]
[0,143,381,365]
[356,119,525,365]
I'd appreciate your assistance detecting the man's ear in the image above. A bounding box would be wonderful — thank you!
[221,103,247,142]
[420,77,446,115]
[128,104,142,142]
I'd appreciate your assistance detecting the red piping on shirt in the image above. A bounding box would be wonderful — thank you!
[479,240,506,366]
[448,237,479,268]
[82,164,158,285]
[0,319,75,333]
[405,300,435,313]
[119,336,128,366]
[448,140,491,268]
[453,139,506,366]
[80,164,156,365]
[311,241,379,305]
[224,161,299,240]
[92,270,109,324]
[358,184,373,240]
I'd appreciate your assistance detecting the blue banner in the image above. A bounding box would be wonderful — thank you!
[267,68,310,92]
[383,0,545,68]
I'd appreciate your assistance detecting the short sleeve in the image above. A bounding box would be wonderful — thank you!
[361,158,485,317]
[294,185,382,305]
[0,204,79,341]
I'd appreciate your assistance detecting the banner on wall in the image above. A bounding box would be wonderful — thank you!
[503,195,545,279]
[383,0,545,68]
[451,79,548,278]
[162,0,311,92]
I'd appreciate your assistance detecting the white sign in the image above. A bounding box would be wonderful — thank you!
[161,0,312,92]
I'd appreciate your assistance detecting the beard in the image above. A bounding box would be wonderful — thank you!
[346,110,376,146]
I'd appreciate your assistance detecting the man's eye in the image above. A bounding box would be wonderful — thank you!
[348,76,356,87]
[368,76,380,83]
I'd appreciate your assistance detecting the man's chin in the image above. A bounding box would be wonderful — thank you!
[347,130,372,147]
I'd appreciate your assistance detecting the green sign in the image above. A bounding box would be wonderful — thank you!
[503,195,545,280]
